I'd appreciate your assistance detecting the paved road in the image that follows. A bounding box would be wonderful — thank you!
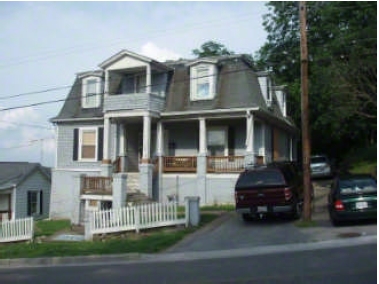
[166,180,377,253]
[0,243,376,284]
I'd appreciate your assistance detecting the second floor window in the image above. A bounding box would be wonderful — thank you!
[190,64,216,101]
[82,76,102,108]
[121,74,147,94]
[80,128,97,161]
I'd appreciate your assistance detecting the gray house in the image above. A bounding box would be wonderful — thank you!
[0,162,51,221]
[50,49,297,224]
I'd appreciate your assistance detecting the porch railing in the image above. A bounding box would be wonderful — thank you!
[163,156,197,173]
[207,156,245,173]
[162,156,245,173]
[81,176,113,195]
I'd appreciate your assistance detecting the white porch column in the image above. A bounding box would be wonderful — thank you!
[197,118,207,203]
[245,111,255,166]
[104,70,110,96]
[101,117,112,176]
[118,123,126,156]
[103,117,111,163]
[199,118,207,155]
[142,114,151,163]
[118,123,127,172]
[156,121,164,156]
[261,123,266,164]
[146,65,151,94]
[11,187,16,220]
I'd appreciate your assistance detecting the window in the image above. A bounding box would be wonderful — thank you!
[80,128,97,161]
[121,73,146,94]
[207,127,228,156]
[73,127,103,162]
[82,76,102,108]
[190,64,216,101]
[27,191,43,216]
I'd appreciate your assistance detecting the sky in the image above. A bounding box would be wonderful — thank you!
[0,1,269,167]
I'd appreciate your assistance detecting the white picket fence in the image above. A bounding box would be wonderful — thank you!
[86,202,187,240]
[0,217,34,243]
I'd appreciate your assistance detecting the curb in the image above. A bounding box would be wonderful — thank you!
[0,253,141,268]
[0,235,375,269]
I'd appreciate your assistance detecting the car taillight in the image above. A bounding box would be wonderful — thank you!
[284,188,292,201]
[334,200,345,211]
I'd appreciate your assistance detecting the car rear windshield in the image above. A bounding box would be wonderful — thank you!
[236,170,286,189]
[339,178,377,195]
[311,157,327,164]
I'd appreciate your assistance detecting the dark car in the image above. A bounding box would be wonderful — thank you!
[328,174,377,226]
[235,162,303,221]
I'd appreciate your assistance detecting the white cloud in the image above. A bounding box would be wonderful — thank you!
[140,42,182,62]
[0,107,38,130]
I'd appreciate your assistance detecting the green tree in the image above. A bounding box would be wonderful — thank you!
[192,41,235,58]
[255,1,377,161]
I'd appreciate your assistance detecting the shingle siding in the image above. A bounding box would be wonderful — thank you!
[15,170,50,220]
[57,122,116,169]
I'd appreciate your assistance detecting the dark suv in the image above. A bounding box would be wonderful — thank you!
[235,162,303,221]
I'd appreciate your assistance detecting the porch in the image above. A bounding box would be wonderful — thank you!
[0,193,12,221]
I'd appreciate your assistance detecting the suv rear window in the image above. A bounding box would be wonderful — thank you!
[236,170,286,189]
[311,156,327,164]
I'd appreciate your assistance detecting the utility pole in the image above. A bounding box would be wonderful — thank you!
[299,1,312,221]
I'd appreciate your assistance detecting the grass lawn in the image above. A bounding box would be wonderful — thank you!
[34,219,71,237]
[345,145,377,176]
[0,213,220,259]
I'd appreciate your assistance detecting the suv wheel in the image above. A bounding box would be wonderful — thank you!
[292,201,302,220]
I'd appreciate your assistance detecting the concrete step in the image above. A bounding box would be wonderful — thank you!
[126,172,140,193]
[126,191,153,205]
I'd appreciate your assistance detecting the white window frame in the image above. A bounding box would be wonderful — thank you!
[207,126,228,156]
[190,64,217,101]
[79,127,98,162]
[82,76,102,108]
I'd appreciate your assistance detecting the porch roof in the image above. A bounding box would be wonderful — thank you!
[0,162,51,190]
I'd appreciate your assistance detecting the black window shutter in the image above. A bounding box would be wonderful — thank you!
[73,128,79,161]
[27,192,31,216]
[39,191,43,215]
[228,126,235,156]
[98,127,104,161]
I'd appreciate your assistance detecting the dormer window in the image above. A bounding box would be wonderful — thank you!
[190,64,217,101]
[82,76,102,108]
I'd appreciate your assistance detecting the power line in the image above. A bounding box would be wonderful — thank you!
[0,137,54,150]
[0,65,261,113]
[0,34,375,102]
[0,10,266,69]
[0,120,52,129]
[0,85,73,101]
